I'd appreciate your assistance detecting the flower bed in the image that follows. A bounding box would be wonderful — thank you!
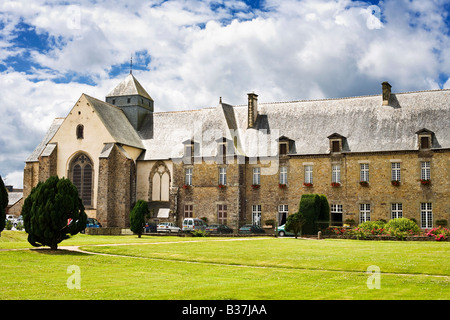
[322,222,450,241]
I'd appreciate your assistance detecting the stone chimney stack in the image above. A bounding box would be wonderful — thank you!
[382,81,391,106]
[247,92,258,128]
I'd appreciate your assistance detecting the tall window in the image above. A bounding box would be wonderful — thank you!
[252,167,261,185]
[360,163,369,182]
[252,205,261,226]
[70,153,93,206]
[391,203,403,219]
[278,204,288,226]
[185,168,192,186]
[280,166,288,185]
[391,162,401,182]
[332,165,341,184]
[218,204,227,224]
[304,165,313,185]
[184,205,193,218]
[219,167,227,185]
[421,203,433,229]
[331,204,343,226]
[421,161,430,180]
[359,204,371,223]
[76,124,84,139]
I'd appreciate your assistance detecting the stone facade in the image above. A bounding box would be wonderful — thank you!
[24,75,450,231]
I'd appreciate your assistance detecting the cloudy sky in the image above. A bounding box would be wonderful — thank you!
[1,0,449,188]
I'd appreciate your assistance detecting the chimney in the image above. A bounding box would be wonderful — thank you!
[247,92,258,128]
[382,81,391,106]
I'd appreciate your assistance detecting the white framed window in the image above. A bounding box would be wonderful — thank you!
[421,203,433,229]
[421,161,430,180]
[359,204,371,223]
[185,168,192,185]
[391,162,401,182]
[391,203,403,219]
[279,166,288,185]
[304,165,313,184]
[253,167,261,185]
[278,204,288,226]
[332,165,341,183]
[360,163,369,182]
[252,205,262,226]
[331,204,343,226]
[219,167,227,185]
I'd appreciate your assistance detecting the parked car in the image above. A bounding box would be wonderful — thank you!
[13,216,23,228]
[205,224,233,234]
[275,224,295,237]
[238,224,265,234]
[86,218,102,228]
[182,218,207,232]
[157,222,180,233]
[145,222,157,233]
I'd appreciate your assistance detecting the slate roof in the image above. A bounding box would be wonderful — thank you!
[28,80,450,164]
[106,73,153,101]
[139,89,450,160]
[26,118,64,162]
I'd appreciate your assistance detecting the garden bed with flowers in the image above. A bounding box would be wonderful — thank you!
[321,219,449,241]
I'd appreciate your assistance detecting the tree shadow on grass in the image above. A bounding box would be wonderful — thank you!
[30,248,90,256]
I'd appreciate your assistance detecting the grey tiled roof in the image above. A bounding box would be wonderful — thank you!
[106,73,153,101]
[26,118,64,162]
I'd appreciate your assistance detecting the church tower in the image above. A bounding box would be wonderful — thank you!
[105,72,153,131]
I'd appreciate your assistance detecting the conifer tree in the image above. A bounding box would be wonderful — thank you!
[21,176,87,250]
[130,200,149,238]
[0,176,8,235]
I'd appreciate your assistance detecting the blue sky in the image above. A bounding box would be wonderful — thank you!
[1,0,450,188]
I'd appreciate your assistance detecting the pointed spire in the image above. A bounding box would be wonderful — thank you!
[130,55,133,74]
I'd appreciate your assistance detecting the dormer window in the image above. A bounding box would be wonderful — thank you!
[277,136,292,156]
[182,139,196,164]
[416,128,433,150]
[327,133,345,154]
[76,124,84,139]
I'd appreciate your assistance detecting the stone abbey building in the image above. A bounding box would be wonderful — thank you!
[24,74,450,231]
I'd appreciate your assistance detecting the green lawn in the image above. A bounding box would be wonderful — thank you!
[0,231,448,300]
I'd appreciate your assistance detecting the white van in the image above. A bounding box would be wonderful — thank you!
[182,218,207,232]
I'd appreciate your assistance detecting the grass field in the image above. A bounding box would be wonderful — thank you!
[0,231,448,300]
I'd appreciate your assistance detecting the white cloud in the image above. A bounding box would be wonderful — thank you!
[0,0,449,186]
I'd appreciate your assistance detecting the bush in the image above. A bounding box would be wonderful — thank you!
[191,229,207,237]
[426,226,450,241]
[357,220,386,235]
[385,218,420,240]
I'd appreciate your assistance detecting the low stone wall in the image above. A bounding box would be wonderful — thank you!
[85,227,133,235]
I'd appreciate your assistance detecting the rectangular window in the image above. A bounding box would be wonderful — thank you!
[331,204,343,226]
[421,203,433,229]
[304,165,313,184]
[421,161,430,180]
[421,136,430,149]
[279,166,288,185]
[253,167,261,185]
[219,167,227,185]
[391,162,401,182]
[184,168,192,185]
[332,165,341,183]
[391,203,403,219]
[278,204,288,226]
[252,205,262,226]
[359,204,371,223]
[217,204,227,225]
[184,205,193,218]
[279,143,288,155]
[360,163,369,182]
[331,140,340,153]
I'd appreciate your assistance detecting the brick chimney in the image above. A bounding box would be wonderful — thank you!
[247,92,258,128]
[382,81,391,106]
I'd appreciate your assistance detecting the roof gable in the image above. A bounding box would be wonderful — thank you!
[106,73,153,101]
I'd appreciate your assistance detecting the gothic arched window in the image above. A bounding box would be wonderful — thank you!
[76,124,84,139]
[70,153,93,206]
[150,162,170,202]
